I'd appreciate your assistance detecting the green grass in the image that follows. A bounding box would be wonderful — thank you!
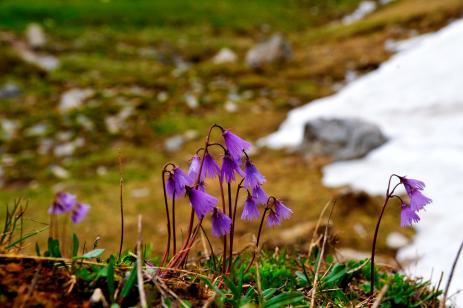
[0,0,362,33]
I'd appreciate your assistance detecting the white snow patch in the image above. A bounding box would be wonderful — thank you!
[263,19,463,302]
[342,1,377,25]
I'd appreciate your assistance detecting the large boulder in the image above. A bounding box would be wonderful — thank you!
[245,34,291,68]
[300,117,387,161]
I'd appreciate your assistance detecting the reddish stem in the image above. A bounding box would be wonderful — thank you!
[244,207,269,273]
[160,170,171,266]
[227,179,244,273]
[369,174,397,300]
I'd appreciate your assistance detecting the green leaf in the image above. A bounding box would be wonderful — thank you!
[262,288,277,301]
[75,267,94,281]
[323,263,348,285]
[107,255,116,303]
[264,292,304,308]
[74,248,105,260]
[121,264,137,299]
[5,226,48,250]
[47,237,62,258]
[35,242,41,256]
[72,233,79,257]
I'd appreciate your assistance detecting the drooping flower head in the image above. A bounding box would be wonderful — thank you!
[252,185,268,205]
[400,176,432,211]
[49,192,77,214]
[221,153,244,183]
[241,194,259,221]
[166,167,191,199]
[222,129,251,161]
[186,186,217,219]
[211,208,232,237]
[266,210,280,227]
[203,152,221,179]
[400,203,420,227]
[266,199,292,227]
[243,159,266,189]
[275,200,292,220]
[71,203,90,224]
[188,154,201,182]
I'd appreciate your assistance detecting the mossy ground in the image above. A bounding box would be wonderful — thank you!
[0,0,462,268]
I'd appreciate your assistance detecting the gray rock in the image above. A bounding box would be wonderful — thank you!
[212,47,237,64]
[301,117,387,160]
[0,83,21,99]
[164,135,184,153]
[59,88,94,112]
[25,23,46,48]
[245,34,292,68]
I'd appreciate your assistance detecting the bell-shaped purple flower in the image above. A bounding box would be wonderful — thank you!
[211,208,232,237]
[222,129,251,161]
[243,160,266,189]
[400,176,432,211]
[198,180,206,192]
[166,167,191,199]
[266,210,280,227]
[188,154,201,182]
[48,192,77,214]
[203,152,221,179]
[221,154,244,183]
[400,203,420,227]
[275,200,292,220]
[241,195,260,221]
[71,203,90,224]
[252,186,268,205]
[186,186,217,219]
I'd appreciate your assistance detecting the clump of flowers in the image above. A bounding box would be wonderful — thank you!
[160,124,292,273]
[48,192,91,224]
[370,174,432,297]
[48,192,91,256]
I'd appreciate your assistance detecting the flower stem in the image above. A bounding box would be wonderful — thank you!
[219,178,227,273]
[160,171,171,266]
[118,175,124,261]
[370,175,396,299]
[228,179,244,273]
[244,207,269,274]
[227,182,233,272]
[172,191,176,255]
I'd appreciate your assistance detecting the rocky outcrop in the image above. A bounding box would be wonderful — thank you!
[245,34,291,68]
[300,117,387,161]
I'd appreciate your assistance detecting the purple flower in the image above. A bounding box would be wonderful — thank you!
[241,195,260,221]
[198,180,206,192]
[203,152,221,179]
[186,186,217,219]
[222,129,251,161]
[400,176,432,211]
[275,200,292,220]
[188,154,201,182]
[252,186,268,205]
[211,208,232,237]
[243,160,266,189]
[266,199,292,227]
[48,192,77,214]
[400,203,420,227]
[166,167,190,199]
[221,154,244,183]
[71,203,90,224]
[266,210,280,227]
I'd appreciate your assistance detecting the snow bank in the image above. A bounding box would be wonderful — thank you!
[263,19,463,304]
